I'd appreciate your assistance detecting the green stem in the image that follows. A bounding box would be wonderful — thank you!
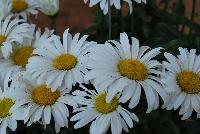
[189,0,196,36]
[108,0,112,40]
[50,15,57,34]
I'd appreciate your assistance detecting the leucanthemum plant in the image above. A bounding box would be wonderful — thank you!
[71,85,139,134]
[0,0,199,133]
[27,29,96,90]
[162,47,200,120]
[13,72,77,133]
[85,32,168,113]
[0,25,53,87]
[84,0,146,14]
[8,0,40,19]
[0,15,31,58]
[0,84,26,134]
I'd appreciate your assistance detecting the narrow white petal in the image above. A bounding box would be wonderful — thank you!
[44,106,51,125]
[128,83,141,109]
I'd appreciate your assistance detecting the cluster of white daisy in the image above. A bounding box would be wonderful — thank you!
[0,0,200,134]
[84,0,146,14]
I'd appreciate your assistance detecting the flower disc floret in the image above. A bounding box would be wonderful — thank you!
[32,85,60,106]
[0,35,6,45]
[118,59,149,81]
[95,93,119,114]
[53,54,78,71]
[12,0,28,13]
[0,98,15,118]
[176,71,200,94]
[12,47,34,67]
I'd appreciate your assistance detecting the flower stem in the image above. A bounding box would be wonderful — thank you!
[50,15,57,34]
[189,0,196,36]
[108,0,112,40]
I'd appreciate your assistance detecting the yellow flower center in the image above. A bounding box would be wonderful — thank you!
[32,85,60,106]
[12,0,28,13]
[12,47,34,67]
[118,59,149,81]
[0,98,15,119]
[0,35,6,45]
[53,54,78,71]
[176,71,200,94]
[95,93,119,114]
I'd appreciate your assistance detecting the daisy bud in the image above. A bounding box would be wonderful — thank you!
[39,0,59,17]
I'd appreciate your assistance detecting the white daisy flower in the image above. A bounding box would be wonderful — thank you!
[0,84,26,134]
[27,29,96,90]
[84,0,146,14]
[9,0,39,20]
[13,72,77,133]
[162,47,200,120]
[0,0,10,21]
[85,32,167,113]
[0,15,31,58]
[71,85,139,134]
[0,26,54,87]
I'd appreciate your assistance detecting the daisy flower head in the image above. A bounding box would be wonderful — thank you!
[85,32,167,113]
[71,85,139,134]
[84,0,146,14]
[0,0,10,21]
[162,47,200,120]
[13,72,77,133]
[0,15,31,58]
[0,26,54,87]
[9,0,40,19]
[27,29,96,90]
[0,84,26,134]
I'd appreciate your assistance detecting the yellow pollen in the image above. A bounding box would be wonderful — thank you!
[12,47,34,67]
[53,54,78,71]
[0,35,6,45]
[12,0,28,13]
[118,59,149,81]
[176,71,200,94]
[32,85,60,106]
[95,93,119,114]
[0,98,15,119]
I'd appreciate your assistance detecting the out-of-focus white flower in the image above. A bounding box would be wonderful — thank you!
[0,15,31,58]
[0,25,54,88]
[0,83,26,134]
[84,0,146,14]
[0,0,10,21]
[8,0,40,20]
[38,0,59,16]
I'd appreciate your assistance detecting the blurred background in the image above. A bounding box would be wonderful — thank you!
[31,0,96,35]
[32,0,200,35]
[31,0,200,54]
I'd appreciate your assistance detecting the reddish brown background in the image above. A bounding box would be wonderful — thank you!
[32,0,200,35]
[32,0,95,35]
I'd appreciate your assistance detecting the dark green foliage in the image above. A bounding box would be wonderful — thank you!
[85,0,200,54]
